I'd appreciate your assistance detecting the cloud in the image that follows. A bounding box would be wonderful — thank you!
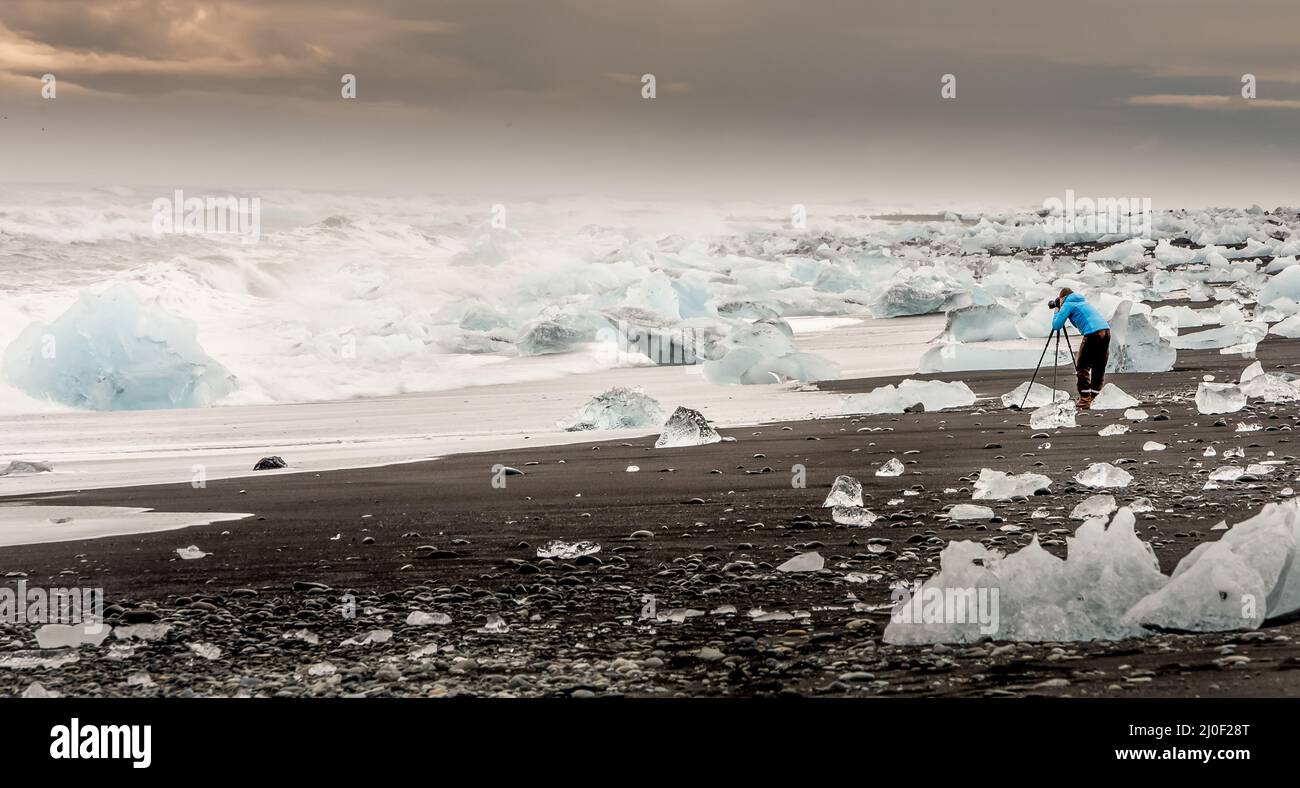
[1127,94,1300,111]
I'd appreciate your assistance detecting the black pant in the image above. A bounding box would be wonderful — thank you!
[1076,329,1111,395]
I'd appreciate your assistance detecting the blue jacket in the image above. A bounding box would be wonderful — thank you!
[1051,292,1109,335]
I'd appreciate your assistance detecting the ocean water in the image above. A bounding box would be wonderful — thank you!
[0,185,942,414]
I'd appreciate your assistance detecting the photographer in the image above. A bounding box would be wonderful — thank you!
[1049,287,1111,409]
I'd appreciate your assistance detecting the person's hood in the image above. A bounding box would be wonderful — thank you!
[1063,292,1086,306]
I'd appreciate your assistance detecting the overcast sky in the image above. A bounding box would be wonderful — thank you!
[2,0,1299,207]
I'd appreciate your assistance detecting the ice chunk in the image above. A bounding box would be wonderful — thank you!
[0,460,53,477]
[536,540,600,559]
[777,551,824,573]
[1172,321,1268,351]
[188,642,222,660]
[1239,369,1300,403]
[560,387,667,431]
[1195,382,1246,414]
[831,506,878,526]
[875,458,904,477]
[972,469,1052,500]
[703,321,838,385]
[516,311,600,355]
[1124,408,1148,421]
[884,508,1167,643]
[1071,494,1117,519]
[1089,384,1139,410]
[1124,502,1300,631]
[22,682,60,698]
[844,378,976,415]
[405,610,452,626]
[1000,381,1069,410]
[872,267,967,317]
[1143,441,1166,451]
[34,623,110,649]
[1098,424,1129,436]
[1029,399,1076,429]
[822,475,864,508]
[480,614,510,633]
[654,406,722,448]
[1074,462,1132,488]
[1209,466,1244,482]
[1107,301,1176,373]
[948,504,995,521]
[1,284,237,410]
[174,545,209,560]
[936,303,1021,342]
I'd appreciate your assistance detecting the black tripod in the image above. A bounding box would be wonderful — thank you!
[1017,327,1077,410]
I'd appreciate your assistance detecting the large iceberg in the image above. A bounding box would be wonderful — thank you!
[885,501,1300,644]
[560,387,667,431]
[936,304,1021,342]
[885,508,1165,644]
[844,379,976,414]
[702,320,838,385]
[2,284,236,410]
[1107,301,1176,373]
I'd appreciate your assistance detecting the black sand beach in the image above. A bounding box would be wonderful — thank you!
[3,340,1300,697]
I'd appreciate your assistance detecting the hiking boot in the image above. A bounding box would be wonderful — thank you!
[1077,393,1093,410]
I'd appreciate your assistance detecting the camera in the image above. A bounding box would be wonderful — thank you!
[1047,297,1060,309]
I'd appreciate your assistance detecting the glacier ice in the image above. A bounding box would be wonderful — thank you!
[831,506,878,526]
[2,284,236,410]
[1106,301,1176,373]
[702,320,838,385]
[1195,382,1246,414]
[845,378,976,415]
[654,406,722,448]
[1000,381,1069,410]
[1075,462,1132,488]
[1089,383,1139,410]
[822,475,864,508]
[35,623,111,649]
[1029,399,1076,429]
[884,508,1165,644]
[777,551,825,573]
[876,458,905,477]
[948,504,995,521]
[0,460,53,477]
[972,469,1052,500]
[936,303,1021,342]
[1238,362,1300,402]
[560,386,667,431]
[537,540,601,559]
[1071,494,1117,519]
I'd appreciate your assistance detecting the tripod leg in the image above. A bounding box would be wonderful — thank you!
[1052,329,1061,401]
[1018,329,1057,410]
